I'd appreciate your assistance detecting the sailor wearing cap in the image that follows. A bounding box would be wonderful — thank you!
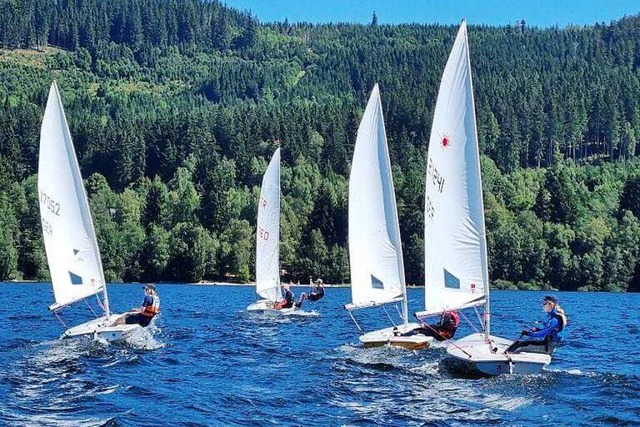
[113,284,160,327]
[307,278,325,302]
[505,295,567,354]
[293,278,327,309]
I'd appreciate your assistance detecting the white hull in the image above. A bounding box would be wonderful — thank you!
[359,323,433,350]
[62,314,141,342]
[445,333,551,376]
[246,300,296,315]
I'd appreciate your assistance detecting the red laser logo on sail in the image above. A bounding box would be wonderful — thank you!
[441,134,451,149]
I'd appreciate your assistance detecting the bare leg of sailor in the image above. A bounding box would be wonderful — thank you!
[295,293,307,308]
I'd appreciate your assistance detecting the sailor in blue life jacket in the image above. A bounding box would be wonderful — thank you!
[274,284,294,310]
[506,295,567,354]
[414,310,460,341]
[295,278,325,308]
[113,284,160,327]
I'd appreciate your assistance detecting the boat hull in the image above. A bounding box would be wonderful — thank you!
[62,314,142,343]
[246,300,296,315]
[359,323,433,350]
[445,332,551,376]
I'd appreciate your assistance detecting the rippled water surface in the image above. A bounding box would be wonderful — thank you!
[0,283,639,426]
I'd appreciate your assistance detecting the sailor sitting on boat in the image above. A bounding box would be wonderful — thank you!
[274,284,295,310]
[414,310,459,341]
[112,284,160,327]
[506,295,567,354]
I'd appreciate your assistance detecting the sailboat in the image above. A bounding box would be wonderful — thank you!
[246,148,295,313]
[415,21,550,375]
[345,84,432,350]
[38,81,141,342]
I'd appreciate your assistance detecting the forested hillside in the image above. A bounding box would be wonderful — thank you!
[1,0,640,291]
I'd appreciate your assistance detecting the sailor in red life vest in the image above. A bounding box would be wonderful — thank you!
[416,310,460,341]
[273,284,294,310]
[113,284,160,327]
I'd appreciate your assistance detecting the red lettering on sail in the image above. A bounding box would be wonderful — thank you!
[258,227,270,241]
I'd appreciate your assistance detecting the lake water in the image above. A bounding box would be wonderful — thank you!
[0,283,639,426]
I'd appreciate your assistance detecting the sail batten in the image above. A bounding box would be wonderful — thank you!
[423,21,489,317]
[39,82,107,311]
[345,296,404,311]
[415,297,486,318]
[348,85,407,318]
[49,287,105,311]
[255,148,281,302]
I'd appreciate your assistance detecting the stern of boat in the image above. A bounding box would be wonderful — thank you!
[359,323,433,350]
[246,300,276,312]
[62,314,142,343]
[445,333,551,376]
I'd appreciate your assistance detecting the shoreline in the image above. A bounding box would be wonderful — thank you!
[0,281,567,291]
[0,280,351,288]
[193,282,350,288]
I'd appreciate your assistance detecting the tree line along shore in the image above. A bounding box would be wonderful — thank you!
[1,1,640,292]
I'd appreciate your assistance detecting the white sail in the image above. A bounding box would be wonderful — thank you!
[255,148,281,302]
[38,82,107,311]
[422,21,489,316]
[348,84,407,313]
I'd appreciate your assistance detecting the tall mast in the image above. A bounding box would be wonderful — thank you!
[462,19,490,339]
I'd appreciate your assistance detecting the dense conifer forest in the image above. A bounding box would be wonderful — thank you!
[1,0,640,291]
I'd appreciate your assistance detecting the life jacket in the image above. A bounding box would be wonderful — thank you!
[445,311,460,327]
[279,290,294,308]
[142,295,160,318]
[307,286,325,302]
[437,311,459,340]
[548,309,564,342]
[551,311,564,332]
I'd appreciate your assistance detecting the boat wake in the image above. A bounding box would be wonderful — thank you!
[547,368,594,377]
[410,361,440,376]
[336,344,420,372]
[242,309,320,319]
[286,309,319,317]
[123,323,164,350]
[0,338,127,426]
[329,344,510,425]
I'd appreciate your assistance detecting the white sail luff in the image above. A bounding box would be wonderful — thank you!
[255,148,281,302]
[423,21,488,320]
[348,84,406,314]
[38,81,108,312]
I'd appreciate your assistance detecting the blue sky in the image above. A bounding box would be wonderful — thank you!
[223,0,640,28]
